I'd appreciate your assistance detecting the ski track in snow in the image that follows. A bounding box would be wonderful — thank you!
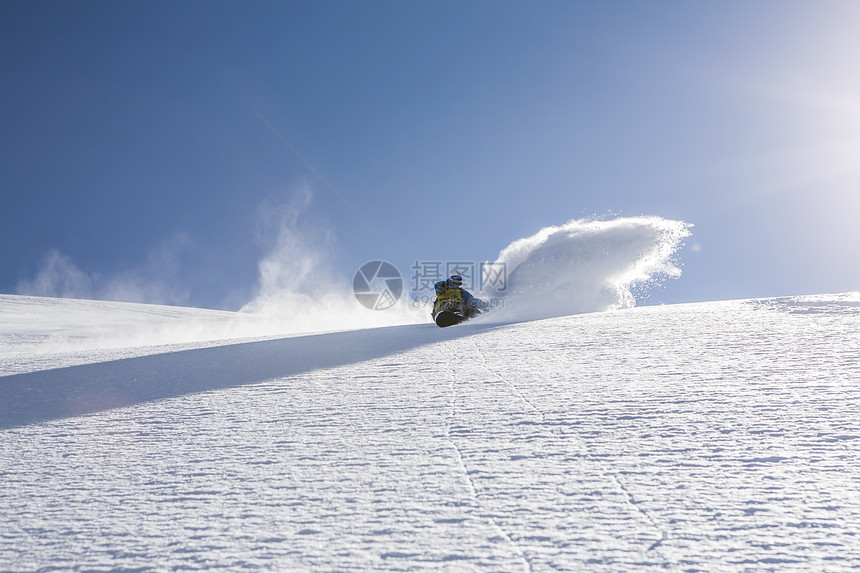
[1,294,860,571]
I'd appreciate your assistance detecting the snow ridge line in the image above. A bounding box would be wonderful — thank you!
[470,339,673,564]
[470,339,544,422]
[611,474,670,555]
[442,342,533,573]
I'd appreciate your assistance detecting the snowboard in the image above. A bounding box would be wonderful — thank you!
[434,310,467,328]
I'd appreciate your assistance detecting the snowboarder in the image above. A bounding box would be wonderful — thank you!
[431,275,486,327]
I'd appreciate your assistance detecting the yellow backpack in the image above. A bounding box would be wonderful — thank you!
[433,286,463,316]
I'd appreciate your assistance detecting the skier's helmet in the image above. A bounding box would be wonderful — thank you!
[449,275,463,286]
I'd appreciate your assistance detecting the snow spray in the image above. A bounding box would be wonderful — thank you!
[481,216,692,322]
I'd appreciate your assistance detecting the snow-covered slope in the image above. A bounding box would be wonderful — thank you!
[0,294,270,375]
[1,292,859,570]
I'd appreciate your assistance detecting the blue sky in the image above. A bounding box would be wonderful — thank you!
[2,0,858,310]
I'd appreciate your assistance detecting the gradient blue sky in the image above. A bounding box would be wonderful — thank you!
[2,0,858,309]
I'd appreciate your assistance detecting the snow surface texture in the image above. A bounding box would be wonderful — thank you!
[0,295,290,376]
[1,292,859,571]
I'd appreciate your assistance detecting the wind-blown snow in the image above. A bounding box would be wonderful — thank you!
[1,292,859,570]
[237,215,692,331]
[485,217,691,321]
[238,189,426,333]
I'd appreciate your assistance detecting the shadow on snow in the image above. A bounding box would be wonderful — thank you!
[0,321,499,430]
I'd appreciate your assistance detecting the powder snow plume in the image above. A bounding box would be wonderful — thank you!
[482,216,692,322]
[239,189,423,334]
[243,211,691,332]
